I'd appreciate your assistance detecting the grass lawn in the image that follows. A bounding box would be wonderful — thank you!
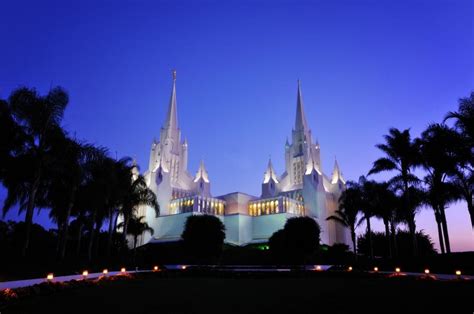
[4,271,473,314]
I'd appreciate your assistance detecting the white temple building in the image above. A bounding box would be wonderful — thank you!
[136,71,350,247]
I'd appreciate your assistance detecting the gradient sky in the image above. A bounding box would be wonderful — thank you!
[1,0,473,251]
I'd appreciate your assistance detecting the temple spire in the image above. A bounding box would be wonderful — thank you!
[295,79,309,132]
[331,157,345,184]
[164,70,178,130]
[194,160,210,183]
[263,157,279,183]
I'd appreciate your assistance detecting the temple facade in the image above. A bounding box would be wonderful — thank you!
[136,71,350,247]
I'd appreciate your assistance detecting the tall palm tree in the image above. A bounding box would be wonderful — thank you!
[419,124,461,253]
[444,92,474,229]
[358,177,376,259]
[368,128,421,256]
[47,135,107,260]
[327,184,362,256]
[117,215,154,259]
[366,181,398,258]
[2,87,68,256]
[119,173,159,247]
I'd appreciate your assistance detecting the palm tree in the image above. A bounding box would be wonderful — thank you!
[368,128,421,256]
[117,215,154,259]
[358,177,376,259]
[419,124,461,253]
[86,155,116,260]
[327,184,362,256]
[2,87,69,256]
[444,92,474,229]
[118,172,159,248]
[47,135,107,260]
[366,181,398,258]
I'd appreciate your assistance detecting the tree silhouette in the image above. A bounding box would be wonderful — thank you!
[269,217,320,265]
[181,215,226,264]
[1,87,69,256]
[368,128,421,256]
[118,215,153,259]
[444,92,474,229]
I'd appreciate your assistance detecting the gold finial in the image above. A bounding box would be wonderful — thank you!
[172,69,177,80]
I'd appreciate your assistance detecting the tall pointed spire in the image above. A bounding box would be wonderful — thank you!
[331,157,345,184]
[194,160,210,183]
[164,69,178,130]
[263,157,279,183]
[295,79,309,132]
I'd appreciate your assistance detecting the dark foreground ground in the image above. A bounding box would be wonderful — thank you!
[3,271,474,314]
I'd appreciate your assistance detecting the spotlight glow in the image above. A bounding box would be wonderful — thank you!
[373,267,378,272]
[424,269,430,274]
[103,269,108,275]
[315,265,322,271]
[153,266,159,271]
[395,267,401,273]
[46,273,54,280]
[455,270,462,276]
[121,267,126,273]
[82,270,88,277]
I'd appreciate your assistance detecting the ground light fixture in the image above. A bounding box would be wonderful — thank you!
[153,266,159,271]
[181,265,187,270]
[103,269,108,275]
[395,267,401,273]
[315,265,322,271]
[46,273,54,281]
[455,270,462,276]
[121,267,126,273]
[82,270,88,278]
[373,267,378,272]
[424,269,430,274]
[348,266,352,271]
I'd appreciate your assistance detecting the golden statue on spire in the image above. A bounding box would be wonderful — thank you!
[172,69,177,80]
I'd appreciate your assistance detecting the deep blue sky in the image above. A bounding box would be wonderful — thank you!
[1,0,473,251]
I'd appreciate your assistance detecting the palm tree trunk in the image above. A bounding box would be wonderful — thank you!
[467,198,474,229]
[22,171,41,257]
[439,206,451,253]
[106,210,115,257]
[350,227,357,257]
[76,222,83,256]
[55,221,63,255]
[408,216,418,256]
[434,210,446,254]
[59,200,74,260]
[87,211,97,261]
[366,217,373,259]
[133,235,138,264]
[93,220,101,258]
[122,214,130,244]
[384,219,392,258]
[403,178,418,256]
[390,220,398,257]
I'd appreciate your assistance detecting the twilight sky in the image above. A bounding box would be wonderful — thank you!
[1,0,473,251]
